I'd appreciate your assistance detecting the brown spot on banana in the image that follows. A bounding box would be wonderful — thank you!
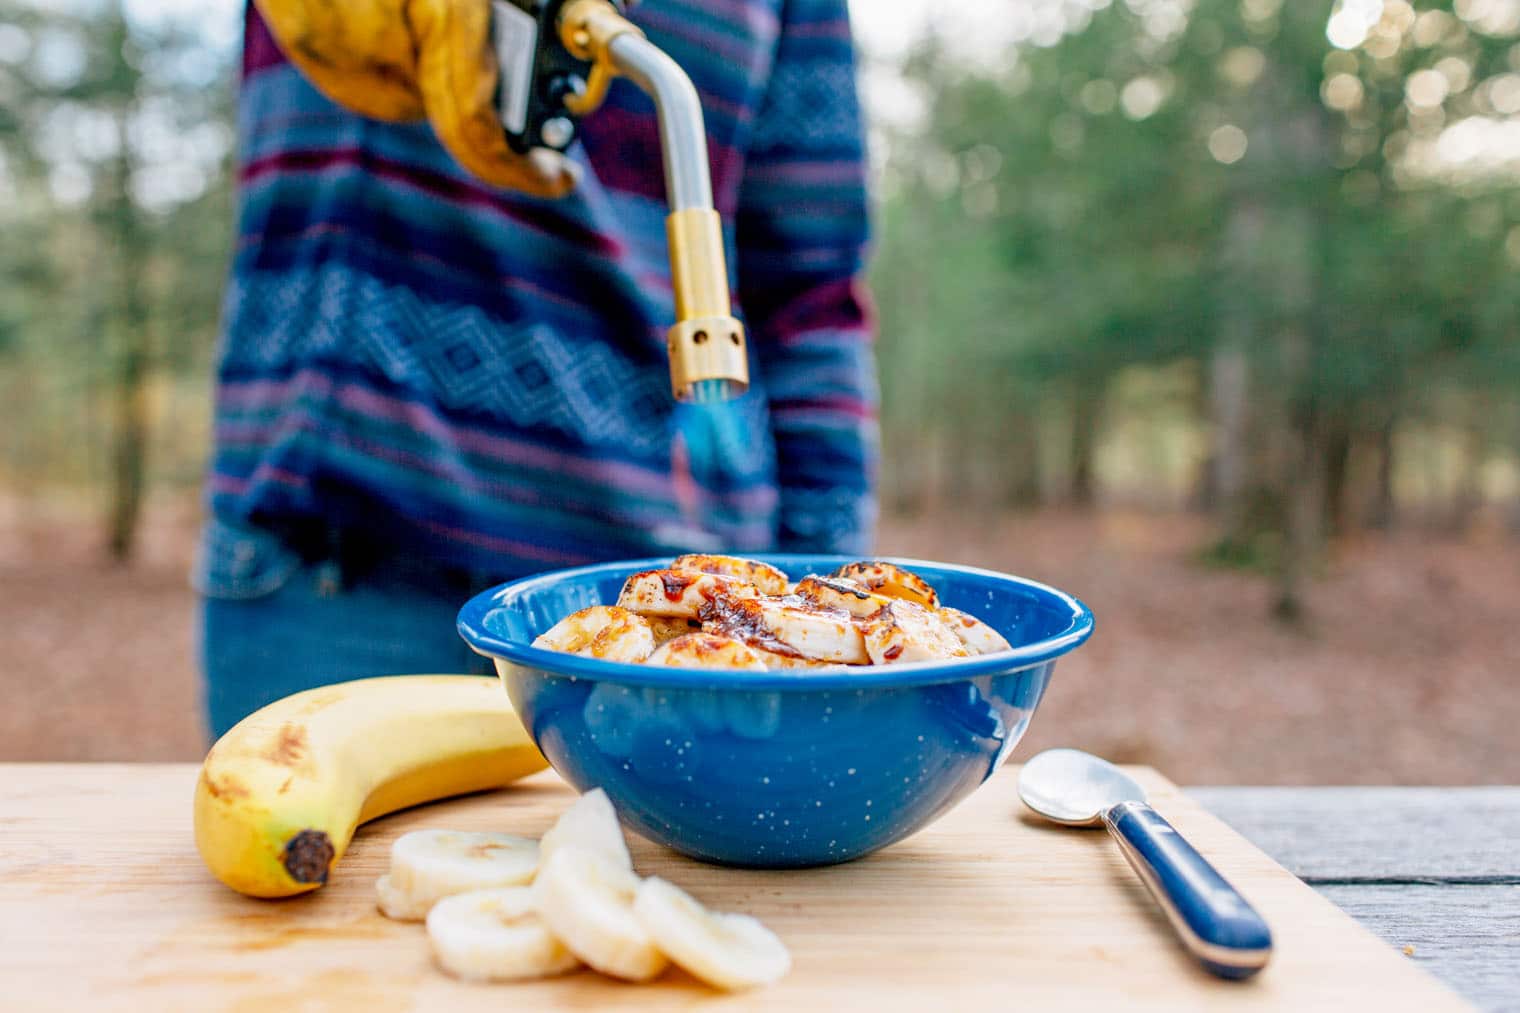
[204,774,250,800]
[265,724,309,767]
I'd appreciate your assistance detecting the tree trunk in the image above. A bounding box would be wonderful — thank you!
[1204,200,1287,563]
[1206,332,1252,533]
[1512,411,1520,534]
[947,424,980,509]
[1368,413,1396,530]
[1450,424,1486,533]
[1000,409,1042,509]
[107,341,149,560]
[105,101,150,563]
[1321,416,1352,537]
[1273,97,1336,622]
[1275,399,1324,623]
[1068,383,1100,507]
[882,431,921,516]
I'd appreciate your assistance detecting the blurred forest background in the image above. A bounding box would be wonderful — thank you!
[872,0,1520,615]
[2,0,1518,780]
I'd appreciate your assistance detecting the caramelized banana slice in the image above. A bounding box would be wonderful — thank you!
[694,623,839,670]
[532,606,655,662]
[938,606,1012,656]
[747,647,843,671]
[703,595,868,665]
[647,616,703,646]
[794,574,893,619]
[671,554,789,595]
[617,570,760,619]
[648,633,768,671]
[862,600,968,665]
[830,562,940,609]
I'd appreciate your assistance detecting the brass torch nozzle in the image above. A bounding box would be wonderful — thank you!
[556,0,748,402]
[666,208,748,401]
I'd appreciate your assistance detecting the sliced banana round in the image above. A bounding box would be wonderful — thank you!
[670,554,790,595]
[377,830,540,922]
[703,594,868,665]
[617,569,760,619]
[794,574,893,618]
[531,605,655,662]
[938,606,1012,655]
[646,615,703,646]
[648,633,768,671]
[375,873,429,921]
[533,847,669,982]
[862,599,969,665]
[427,886,581,982]
[746,646,842,671]
[539,787,632,871]
[633,876,791,991]
[831,561,940,609]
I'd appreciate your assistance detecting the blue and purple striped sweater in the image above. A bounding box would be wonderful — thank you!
[211,0,879,579]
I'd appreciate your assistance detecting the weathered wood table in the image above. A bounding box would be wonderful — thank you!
[1192,787,1520,1012]
[1,766,1512,1009]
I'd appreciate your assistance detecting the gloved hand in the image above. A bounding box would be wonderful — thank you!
[253,0,579,197]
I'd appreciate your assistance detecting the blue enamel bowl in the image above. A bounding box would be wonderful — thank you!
[457,555,1093,868]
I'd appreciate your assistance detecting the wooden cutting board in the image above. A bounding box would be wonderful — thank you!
[0,764,1465,1011]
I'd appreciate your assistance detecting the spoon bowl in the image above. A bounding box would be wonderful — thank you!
[1018,747,1148,826]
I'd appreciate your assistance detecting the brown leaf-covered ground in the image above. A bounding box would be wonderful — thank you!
[3,498,1516,784]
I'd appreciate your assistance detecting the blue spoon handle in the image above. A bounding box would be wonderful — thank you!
[1102,799,1273,979]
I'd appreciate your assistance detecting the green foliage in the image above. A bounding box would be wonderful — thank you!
[870,0,1520,521]
[0,1,234,498]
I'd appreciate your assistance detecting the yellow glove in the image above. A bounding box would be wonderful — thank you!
[252,0,578,198]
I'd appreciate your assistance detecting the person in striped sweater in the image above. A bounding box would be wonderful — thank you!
[197,0,879,736]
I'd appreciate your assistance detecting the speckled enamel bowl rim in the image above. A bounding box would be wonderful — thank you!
[457,555,1094,692]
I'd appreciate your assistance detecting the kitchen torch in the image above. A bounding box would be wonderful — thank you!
[490,0,747,404]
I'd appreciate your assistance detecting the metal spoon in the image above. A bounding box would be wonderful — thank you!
[1018,748,1273,979]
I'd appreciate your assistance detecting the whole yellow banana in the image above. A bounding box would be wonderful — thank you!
[194,675,548,899]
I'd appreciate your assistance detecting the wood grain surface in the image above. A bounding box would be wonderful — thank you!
[0,764,1468,1011]
[1315,885,1520,1012]
[1190,786,1520,880]
[1191,786,1520,1012]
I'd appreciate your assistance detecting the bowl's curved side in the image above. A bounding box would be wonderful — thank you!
[496,657,1057,867]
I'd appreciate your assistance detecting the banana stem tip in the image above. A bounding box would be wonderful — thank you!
[280,828,335,884]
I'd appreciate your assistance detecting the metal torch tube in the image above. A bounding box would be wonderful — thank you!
[606,32,712,212]
[597,25,747,399]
